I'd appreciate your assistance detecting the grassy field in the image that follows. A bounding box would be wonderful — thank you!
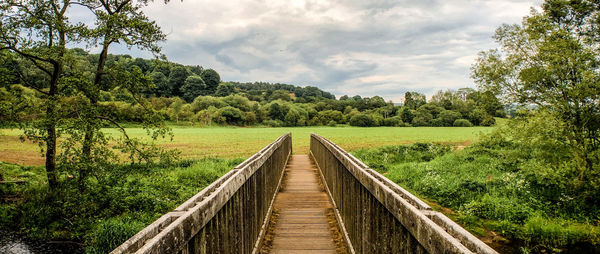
[0,126,494,165]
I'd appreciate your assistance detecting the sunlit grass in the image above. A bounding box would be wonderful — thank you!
[0,125,495,165]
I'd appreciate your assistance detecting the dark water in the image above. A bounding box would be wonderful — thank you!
[0,229,84,254]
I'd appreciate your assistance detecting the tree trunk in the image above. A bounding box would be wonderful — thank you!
[45,117,58,188]
[79,40,109,191]
[45,14,67,189]
[46,68,61,189]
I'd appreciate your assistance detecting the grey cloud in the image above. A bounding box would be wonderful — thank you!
[131,0,544,101]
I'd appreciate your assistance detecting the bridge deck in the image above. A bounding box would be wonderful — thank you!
[260,154,346,253]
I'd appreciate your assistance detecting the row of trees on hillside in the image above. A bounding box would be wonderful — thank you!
[34,83,501,127]
[2,49,505,129]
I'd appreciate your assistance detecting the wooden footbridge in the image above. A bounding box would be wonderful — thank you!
[112,134,498,254]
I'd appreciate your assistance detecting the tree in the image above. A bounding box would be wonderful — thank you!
[181,75,205,102]
[267,102,287,121]
[404,91,426,110]
[150,71,170,96]
[75,0,170,190]
[472,0,600,191]
[168,65,189,97]
[215,83,234,97]
[200,69,220,95]
[269,89,292,101]
[437,110,462,127]
[0,0,79,188]
[399,107,414,124]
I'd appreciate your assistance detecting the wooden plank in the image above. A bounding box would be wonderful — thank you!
[260,155,347,253]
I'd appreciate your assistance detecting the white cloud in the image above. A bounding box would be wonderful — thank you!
[116,0,547,102]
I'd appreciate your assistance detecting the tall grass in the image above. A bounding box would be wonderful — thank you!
[352,143,600,252]
[0,158,243,252]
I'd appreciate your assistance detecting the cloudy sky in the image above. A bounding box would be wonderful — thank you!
[127,0,542,102]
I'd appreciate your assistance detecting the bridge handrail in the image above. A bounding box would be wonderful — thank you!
[112,133,291,254]
[310,133,497,254]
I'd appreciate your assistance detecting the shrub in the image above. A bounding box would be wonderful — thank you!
[453,119,473,127]
[349,113,375,127]
[438,110,462,126]
[216,106,245,125]
[382,116,403,126]
[327,120,337,127]
[430,118,445,127]
[480,115,496,126]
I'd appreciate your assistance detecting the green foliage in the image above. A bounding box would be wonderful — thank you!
[382,116,403,127]
[168,66,190,97]
[88,218,146,254]
[349,113,375,127]
[181,75,206,102]
[215,83,235,97]
[438,110,462,126]
[453,119,473,127]
[216,106,245,125]
[472,0,600,193]
[353,114,600,250]
[200,69,221,95]
[0,158,242,251]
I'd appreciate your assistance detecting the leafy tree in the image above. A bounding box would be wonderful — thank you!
[399,107,415,124]
[132,57,151,73]
[168,65,189,97]
[0,0,79,187]
[150,71,170,96]
[223,95,253,111]
[215,83,234,97]
[437,110,462,127]
[200,69,220,95]
[269,89,292,101]
[76,0,170,189]
[191,96,227,111]
[180,75,205,102]
[404,91,426,110]
[472,0,600,192]
[267,102,287,121]
[284,106,308,126]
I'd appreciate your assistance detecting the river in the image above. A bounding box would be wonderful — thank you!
[0,229,84,254]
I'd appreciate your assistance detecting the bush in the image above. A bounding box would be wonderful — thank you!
[382,116,403,126]
[349,113,375,127]
[481,115,496,126]
[453,119,473,127]
[216,106,245,125]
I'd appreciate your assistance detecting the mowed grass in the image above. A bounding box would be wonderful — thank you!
[0,126,495,165]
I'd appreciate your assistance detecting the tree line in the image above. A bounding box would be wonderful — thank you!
[1,49,505,129]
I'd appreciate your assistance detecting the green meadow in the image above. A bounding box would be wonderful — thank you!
[0,125,495,165]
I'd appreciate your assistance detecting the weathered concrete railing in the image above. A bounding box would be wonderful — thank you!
[112,133,292,254]
[310,134,498,254]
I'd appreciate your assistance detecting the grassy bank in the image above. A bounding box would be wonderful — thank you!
[0,126,493,165]
[352,143,600,253]
[0,158,242,253]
